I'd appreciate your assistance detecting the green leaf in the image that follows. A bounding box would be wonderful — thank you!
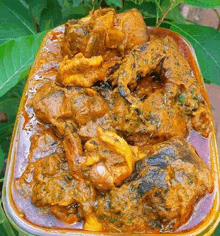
[58,0,73,9]
[0,0,36,45]
[0,148,4,173]
[0,139,10,160]
[1,77,27,100]
[105,0,123,8]
[0,31,48,98]
[0,97,17,142]
[82,0,94,8]
[160,0,188,24]
[184,0,220,9]
[0,98,20,120]
[62,4,89,22]
[127,0,156,5]
[39,0,63,31]
[212,224,220,236]
[169,23,220,85]
[72,0,83,7]
[0,203,17,236]
[28,0,48,25]
[122,1,157,18]
[0,79,26,165]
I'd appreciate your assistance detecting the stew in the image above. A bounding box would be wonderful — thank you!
[13,8,214,233]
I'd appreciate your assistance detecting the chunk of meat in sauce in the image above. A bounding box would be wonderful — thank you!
[62,8,150,60]
[111,36,211,137]
[32,83,109,136]
[95,137,213,233]
[64,127,134,190]
[15,153,96,223]
[106,88,146,136]
[106,88,188,146]
[28,128,63,162]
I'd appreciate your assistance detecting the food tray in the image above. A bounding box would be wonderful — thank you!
[2,25,220,236]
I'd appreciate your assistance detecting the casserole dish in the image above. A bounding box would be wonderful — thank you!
[2,11,220,235]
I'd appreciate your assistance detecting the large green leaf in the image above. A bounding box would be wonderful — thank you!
[39,0,63,31]
[160,0,188,24]
[0,31,48,98]
[105,0,123,8]
[0,148,4,174]
[72,0,83,7]
[28,0,48,25]
[0,79,26,165]
[126,0,156,5]
[169,23,220,85]
[0,98,20,152]
[0,204,17,236]
[184,0,220,9]
[62,5,89,22]
[0,0,36,45]
[122,1,157,18]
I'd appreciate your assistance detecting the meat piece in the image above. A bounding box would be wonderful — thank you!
[50,205,83,224]
[141,90,188,138]
[111,36,211,137]
[56,53,107,87]
[95,137,213,233]
[63,127,135,190]
[192,104,212,137]
[33,83,109,135]
[115,8,150,53]
[28,128,63,162]
[106,88,146,136]
[15,153,96,223]
[58,8,150,88]
[62,8,150,60]
[105,88,188,147]
[78,114,113,141]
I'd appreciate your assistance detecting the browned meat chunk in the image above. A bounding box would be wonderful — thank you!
[112,36,212,137]
[95,137,213,233]
[15,153,96,223]
[105,88,188,147]
[28,128,63,162]
[64,127,134,190]
[33,83,109,135]
[62,8,150,60]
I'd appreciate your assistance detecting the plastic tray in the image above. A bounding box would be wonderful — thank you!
[2,25,220,236]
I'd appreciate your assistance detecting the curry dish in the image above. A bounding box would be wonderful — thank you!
[14,8,214,233]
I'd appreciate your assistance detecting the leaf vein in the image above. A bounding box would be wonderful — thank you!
[0,56,34,92]
[5,5,35,35]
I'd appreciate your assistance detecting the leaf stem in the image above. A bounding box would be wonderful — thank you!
[154,0,163,13]
[170,0,184,10]
[156,6,171,27]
